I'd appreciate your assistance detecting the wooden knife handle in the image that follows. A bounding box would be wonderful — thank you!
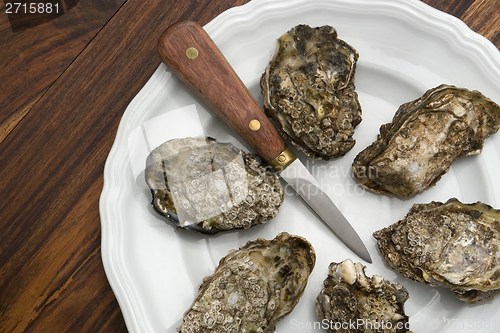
[157,21,286,162]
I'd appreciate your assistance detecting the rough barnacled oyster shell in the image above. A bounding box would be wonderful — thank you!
[316,259,410,333]
[260,24,362,159]
[374,198,500,304]
[353,84,500,197]
[145,137,284,233]
[178,232,316,333]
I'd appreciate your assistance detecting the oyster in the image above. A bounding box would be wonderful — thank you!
[374,198,500,304]
[178,232,316,333]
[353,84,500,197]
[145,137,284,233]
[316,259,410,333]
[260,24,362,159]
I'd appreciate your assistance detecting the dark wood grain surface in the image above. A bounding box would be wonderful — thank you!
[1,0,499,332]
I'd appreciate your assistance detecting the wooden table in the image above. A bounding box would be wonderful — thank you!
[1,0,499,332]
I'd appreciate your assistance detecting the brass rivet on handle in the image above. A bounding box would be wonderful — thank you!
[186,47,198,59]
[249,119,261,131]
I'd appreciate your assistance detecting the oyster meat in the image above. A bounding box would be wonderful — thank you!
[178,232,316,333]
[145,137,284,233]
[316,259,410,333]
[260,24,362,159]
[353,84,500,197]
[374,198,500,304]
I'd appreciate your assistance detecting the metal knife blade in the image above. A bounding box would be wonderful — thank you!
[280,159,372,263]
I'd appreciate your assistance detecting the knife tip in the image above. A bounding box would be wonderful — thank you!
[357,248,372,264]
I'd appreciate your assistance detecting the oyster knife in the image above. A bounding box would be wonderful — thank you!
[157,21,371,263]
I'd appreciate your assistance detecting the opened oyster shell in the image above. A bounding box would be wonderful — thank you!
[260,24,362,159]
[178,232,316,333]
[374,198,500,304]
[353,84,500,197]
[145,137,284,233]
[316,259,410,333]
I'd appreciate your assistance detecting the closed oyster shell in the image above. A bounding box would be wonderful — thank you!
[178,232,316,333]
[145,137,284,233]
[260,24,362,159]
[374,198,500,304]
[353,84,500,197]
[316,259,410,333]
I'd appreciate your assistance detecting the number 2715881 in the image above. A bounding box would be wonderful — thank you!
[5,2,61,14]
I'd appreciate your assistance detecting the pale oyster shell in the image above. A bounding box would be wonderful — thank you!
[374,198,500,304]
[145,137,284,233]
[178,232,316,333]
[353,84,500,197]
[316,259,410,333]
[260,24,362,160]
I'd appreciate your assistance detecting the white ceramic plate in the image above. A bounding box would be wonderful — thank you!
[100,0,500,332]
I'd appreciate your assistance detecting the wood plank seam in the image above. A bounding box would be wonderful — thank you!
[18,247,102,332]
[0,0,129,146]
